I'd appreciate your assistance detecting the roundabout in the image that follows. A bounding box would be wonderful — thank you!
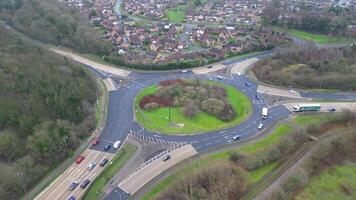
[36,49,356,200]
[134,79,252,135]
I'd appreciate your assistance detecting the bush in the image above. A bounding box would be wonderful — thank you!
[183,100,199,118]
[144,102,159,111]
[201,98,225,116]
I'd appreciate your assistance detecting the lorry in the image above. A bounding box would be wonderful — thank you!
[292,104,321,112]
[262,107,268,119]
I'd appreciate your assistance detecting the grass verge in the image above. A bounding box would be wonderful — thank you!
[141,123,293,199]
[83,144,137,200]
[296,162,356,200]
[135,82,252,134]
[288,29,355,44]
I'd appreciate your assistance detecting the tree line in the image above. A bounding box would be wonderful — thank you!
[253,44,356,91]
[0,26,97,199]
[0,0,113,55]
[263,0,356,36]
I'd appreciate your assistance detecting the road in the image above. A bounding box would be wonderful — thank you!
[35,49,356,200]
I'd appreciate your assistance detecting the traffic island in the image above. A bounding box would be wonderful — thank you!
[134,79,252,135]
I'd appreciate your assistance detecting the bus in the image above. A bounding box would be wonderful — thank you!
[262,107,268,119]
[292,104,321,112]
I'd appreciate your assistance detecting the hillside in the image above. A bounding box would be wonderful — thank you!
[0,25,98,199]
[0,0,112,55]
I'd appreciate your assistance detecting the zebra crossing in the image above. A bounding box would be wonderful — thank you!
[129,131,188,147]
[258,92,273,106]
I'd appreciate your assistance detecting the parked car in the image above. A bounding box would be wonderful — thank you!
[100,158,109,167]
[92,138,100,146]
[68,182,79,190]
[328,108,336,112]
[104,144,111,151]
[80,179,91,189]
[257,123,264,130]
[181,70,188,73]
[232,134,240,140]
[162,154,171,161]
[88,162,96,170]
[75,155,85,164]
[113,140,121,149]
[245,82,251,87]
[217,75,223,80]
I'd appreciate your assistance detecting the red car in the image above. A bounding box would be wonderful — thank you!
[92,138,100,146]
[75,155,85,164]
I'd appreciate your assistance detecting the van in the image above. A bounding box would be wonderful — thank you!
[114,140,121,149]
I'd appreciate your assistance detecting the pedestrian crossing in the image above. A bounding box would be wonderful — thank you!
[129,131,188,147]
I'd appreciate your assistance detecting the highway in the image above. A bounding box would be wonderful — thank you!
[35,50,356,200]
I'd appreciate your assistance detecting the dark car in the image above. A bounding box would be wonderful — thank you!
[68,196,76,200]
[68,182,79,190]
[207,65,213,68]
[245,82,251,87]
[100,158,109,167]
[255,94,260,99]
[92,138,100,146]
[80,179,90,189]
[328,108,336,112]
[162,154,171,161]
[104,144,111,151]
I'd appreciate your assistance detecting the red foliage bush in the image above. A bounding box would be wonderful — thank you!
[158,79,186,86]
[139,95,172,109]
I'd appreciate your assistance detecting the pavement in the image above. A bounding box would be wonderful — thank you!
[36,48,356,200]
[118,145,197,194]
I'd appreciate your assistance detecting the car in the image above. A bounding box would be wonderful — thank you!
[92,138,100,146]
[217,75,223,80]
[68,181,79,190]
[207,65,213,68]
[237,72,241,76]
[245,82,251,87]
[181,69,188,73]
[80,179,91,189]
[113,140,122,149]
[88,162,96,170]
[255,94,260,99]
[68,196,76,200]
[162,154,171,161]
[328,108,336,112]
[75,155,85,164]
[232,134,240,140]
[289,90,297,94]
[100,158,109,167]
[257,123,264,130]
[104,144,111,151]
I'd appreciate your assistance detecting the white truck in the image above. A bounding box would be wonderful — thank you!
[262,107,268,119]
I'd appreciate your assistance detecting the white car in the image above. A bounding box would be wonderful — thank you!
[289,90,297,94]
[257,123,264,130]
[113,140,121,149]
[88,162,96,170]
[237,72,241,76]
[182,70,188,73]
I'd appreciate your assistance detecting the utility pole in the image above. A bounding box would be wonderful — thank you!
[168,102,172,124]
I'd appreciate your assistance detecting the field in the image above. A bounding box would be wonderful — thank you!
[296,162,356,200]
[164,5,187,23]
[288,29,355,44]
[83,144,137,200]
[140,123,293,200]
[135,82,252,134]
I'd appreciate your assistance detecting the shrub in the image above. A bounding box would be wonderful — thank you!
[144,102,159,111]
[201,98,225,116]
[183,100,199,118]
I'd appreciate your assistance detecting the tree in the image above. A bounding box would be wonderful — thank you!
[183,100,199,118]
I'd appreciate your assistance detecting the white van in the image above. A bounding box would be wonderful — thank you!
[113,140,121,149]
